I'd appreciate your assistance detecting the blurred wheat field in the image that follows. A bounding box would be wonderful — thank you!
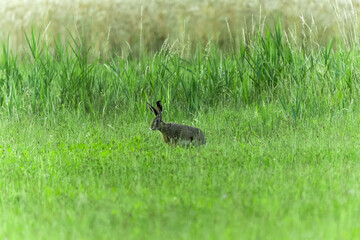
[1,0,360,58]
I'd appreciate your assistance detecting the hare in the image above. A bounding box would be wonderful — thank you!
[147,101,206,146]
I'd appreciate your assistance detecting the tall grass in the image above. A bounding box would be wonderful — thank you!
[0,0,359,58]
[0,21,359,121]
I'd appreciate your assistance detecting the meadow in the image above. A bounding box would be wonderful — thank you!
[1,0,360,239]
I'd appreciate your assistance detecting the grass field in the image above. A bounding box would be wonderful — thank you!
[1,1,360,239]
[1,105,360,239]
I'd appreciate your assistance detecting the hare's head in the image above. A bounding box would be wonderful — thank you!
[147,100,163,130]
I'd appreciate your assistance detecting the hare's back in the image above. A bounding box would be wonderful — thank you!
[162,122,206,146]
[169,123,205,139]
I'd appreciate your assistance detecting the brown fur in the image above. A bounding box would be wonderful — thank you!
[147,101,206,146]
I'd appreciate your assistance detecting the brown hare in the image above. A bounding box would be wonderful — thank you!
[147,101,206,147]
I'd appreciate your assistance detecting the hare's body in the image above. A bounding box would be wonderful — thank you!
[147,101,206,147]
[159,122,206,146]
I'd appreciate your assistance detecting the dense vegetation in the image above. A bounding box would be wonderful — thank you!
[1,20,360,239]
[1,24,358,119]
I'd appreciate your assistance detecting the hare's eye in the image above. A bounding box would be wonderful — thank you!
[156,119,160,123]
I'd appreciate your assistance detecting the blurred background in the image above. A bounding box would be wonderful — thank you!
[0,0,359,58]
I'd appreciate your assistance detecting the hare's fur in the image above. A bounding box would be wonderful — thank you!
[147,101,206,146]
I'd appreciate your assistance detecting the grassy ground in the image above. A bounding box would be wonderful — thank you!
[0,105,360,239]
[1,10,360,238]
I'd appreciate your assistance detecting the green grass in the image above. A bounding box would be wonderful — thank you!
[1,23,360,239]
[0,24,358,118]
[0,107,360,239]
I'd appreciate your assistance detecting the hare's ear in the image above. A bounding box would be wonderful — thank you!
[156,100,163,113]
[147,102,158,116]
